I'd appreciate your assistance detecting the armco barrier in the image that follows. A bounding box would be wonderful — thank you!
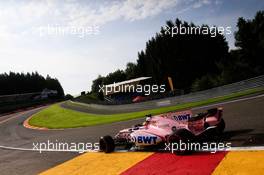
[168,75,264,104]
[69,75,264,113]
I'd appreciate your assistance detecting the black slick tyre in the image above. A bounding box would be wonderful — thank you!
[99,135,115,153]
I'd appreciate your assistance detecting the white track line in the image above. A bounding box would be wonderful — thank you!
[0,145,263,153]
[0,112,27,124]
[0,106,45,125]
[192,94,264,110]
[228,146,264,151]
[0,145,98,153]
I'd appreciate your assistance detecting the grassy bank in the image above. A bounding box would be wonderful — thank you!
[29,88,264,129]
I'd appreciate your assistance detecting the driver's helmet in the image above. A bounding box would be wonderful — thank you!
[143,114,152,125]
[146,116,152,122]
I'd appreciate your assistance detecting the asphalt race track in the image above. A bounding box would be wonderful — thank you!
[0,94,263,175]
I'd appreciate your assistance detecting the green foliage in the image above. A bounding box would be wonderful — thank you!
[214,10,264,87]
[137,19,229,91]
[75,92,103,103]
[91,75,104,92]
[90,11,264,95]
[233,10,264,76]
[0,72,64,98]
[91,75,105,100]
[91,65,140,99]
[125,62,140,79]
[65,94,74,100]
[191,74,219,92]
[91,19,229,94]
[104,69,126,84]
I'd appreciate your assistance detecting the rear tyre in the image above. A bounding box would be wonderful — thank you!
[99,135,115,153]
[207,108,218,116]
[217,119,225,134]
[168,129,194,155]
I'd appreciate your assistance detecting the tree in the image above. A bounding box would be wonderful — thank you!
[0,72,64,98]
[90,12,264,95]
[46,75,64,98]
[91,75,105,100]
[137,18,229,91]
[125,62,140,79]
[104,69,127,85]
[65,94,74,100]
[234,10,264,75]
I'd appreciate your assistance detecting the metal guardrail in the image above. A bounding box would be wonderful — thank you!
[70,75,264,113]
[167,75,264,104]
[0,92,41,104]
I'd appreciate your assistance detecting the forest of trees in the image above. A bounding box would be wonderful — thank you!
[91,10,264,98]
[0,72,64,98]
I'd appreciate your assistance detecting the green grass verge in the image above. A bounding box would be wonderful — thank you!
[29,87,264,129]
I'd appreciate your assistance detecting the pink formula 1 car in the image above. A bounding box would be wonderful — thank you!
[99,107,225,154]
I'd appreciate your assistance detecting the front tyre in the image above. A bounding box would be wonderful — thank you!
[217,119,225,134]
[99,135,115,153]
